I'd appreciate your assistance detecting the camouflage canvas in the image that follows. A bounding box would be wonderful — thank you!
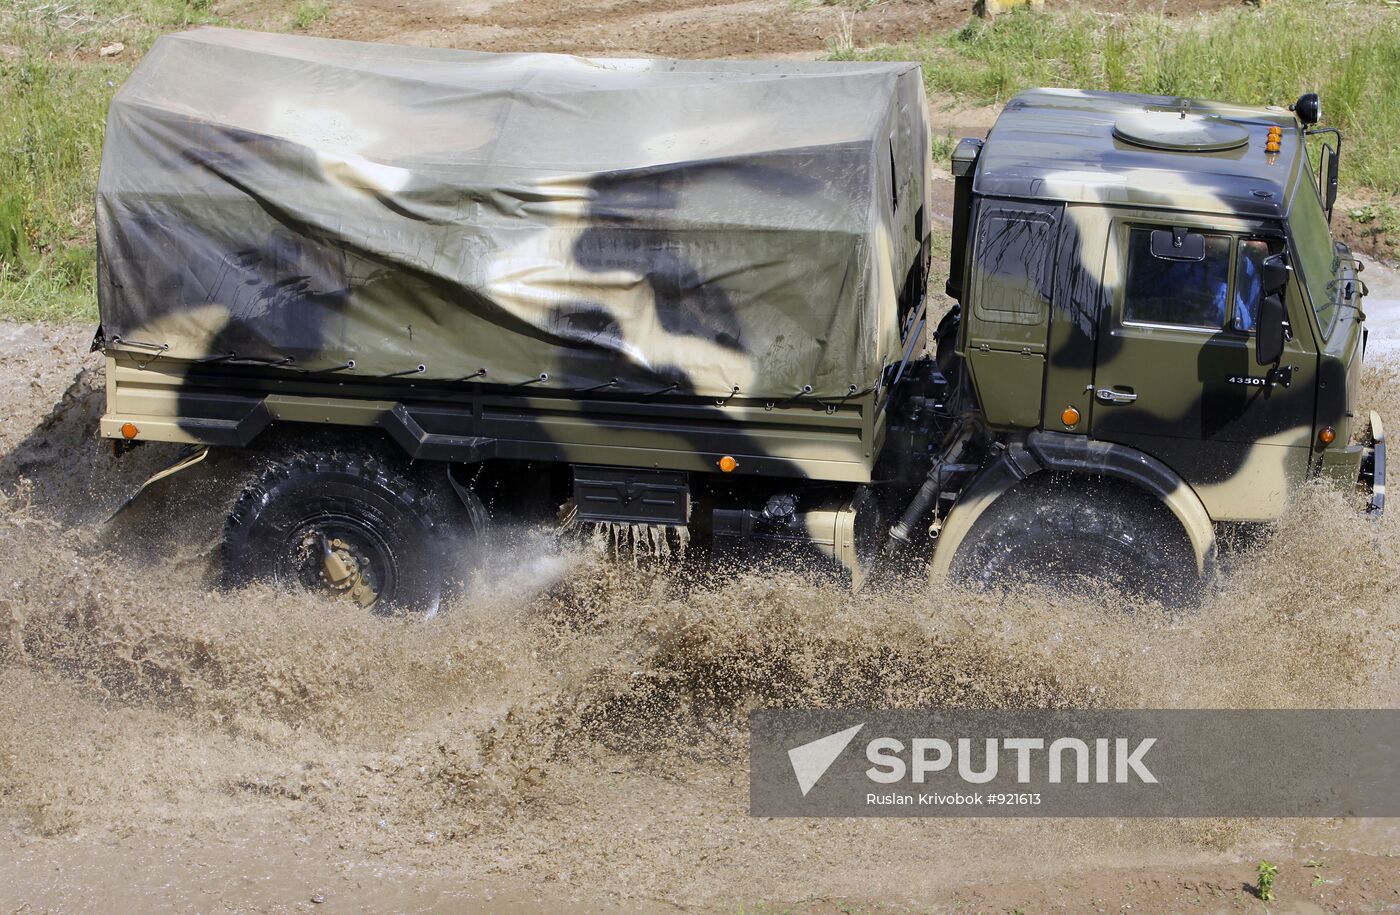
[96,28,928,400]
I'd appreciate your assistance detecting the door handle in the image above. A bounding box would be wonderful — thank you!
[1096,387,1138,404]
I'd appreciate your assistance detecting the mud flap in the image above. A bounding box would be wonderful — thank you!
[445,465,490,536]
[104,444,209,523]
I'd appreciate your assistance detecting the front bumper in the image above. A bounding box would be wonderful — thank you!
[1322,411,1386,513]
[1362,411,1386,514]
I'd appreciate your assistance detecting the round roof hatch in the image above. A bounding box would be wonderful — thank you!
[1113,111,1250,152]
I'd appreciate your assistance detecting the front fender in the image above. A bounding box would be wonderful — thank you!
[929,432,1218,580]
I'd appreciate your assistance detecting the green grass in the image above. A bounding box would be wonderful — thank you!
[930,133,957,164]
[1351,201,1400,235]
[2,0,1397,324]
[2,0,218,59]
[0,0,220,322]
[0,59,120,322]
[835,0,1400,194]
[293,0,332,30]
[1256,859,1279,902]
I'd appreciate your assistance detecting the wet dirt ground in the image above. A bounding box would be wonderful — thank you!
[1,288,1398,914]
[4,1,1400,911]
[222,0,1238,62]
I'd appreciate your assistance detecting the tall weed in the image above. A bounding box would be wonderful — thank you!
[846,0,1400,194]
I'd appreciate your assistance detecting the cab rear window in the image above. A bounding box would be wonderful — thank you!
[1123,229,1231,329]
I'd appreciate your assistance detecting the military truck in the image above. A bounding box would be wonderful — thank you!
[95,29,1384,612]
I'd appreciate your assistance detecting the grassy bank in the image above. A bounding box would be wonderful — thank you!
[0,0,342,322]
[837,0,1400,195]
[0,1,229,322]
[2,59,120,322]
[2,1,1397,323]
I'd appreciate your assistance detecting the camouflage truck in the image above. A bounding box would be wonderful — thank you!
[95,29,1384,612]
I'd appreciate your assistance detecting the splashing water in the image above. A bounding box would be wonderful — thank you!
[0,305,1397,908]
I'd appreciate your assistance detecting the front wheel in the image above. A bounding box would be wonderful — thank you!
[948,476,1203,608]
[223,449,473,615]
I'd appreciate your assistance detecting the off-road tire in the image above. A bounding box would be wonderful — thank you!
[948,476,1201,608]
[223,448,470,615]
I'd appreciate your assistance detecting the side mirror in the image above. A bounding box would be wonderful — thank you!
[1260,253,1288,366]
[1256,252,1289,366]
[1319,143,1340,223]
[1262,252,1290,298]
[1149,227,1205,261]
[1256,294,1285,366]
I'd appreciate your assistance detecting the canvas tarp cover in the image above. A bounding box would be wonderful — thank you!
[97,28,927,399]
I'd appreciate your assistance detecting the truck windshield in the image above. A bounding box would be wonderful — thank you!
[1288,177,1341,340]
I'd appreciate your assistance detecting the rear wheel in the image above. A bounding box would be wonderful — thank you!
[223,448,477,615]
[948,476,1202,607]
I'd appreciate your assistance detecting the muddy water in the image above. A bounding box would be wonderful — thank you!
[1,265,1399,910]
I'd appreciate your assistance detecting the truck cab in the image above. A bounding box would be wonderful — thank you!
[927,88,1382,595]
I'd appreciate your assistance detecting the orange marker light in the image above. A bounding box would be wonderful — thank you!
[120,422,139,440]
[1319,426,1336,445]
[1061,406,1081,428]
[718,455,738,473]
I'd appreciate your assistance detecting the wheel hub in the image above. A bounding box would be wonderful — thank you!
[315,534,380,607]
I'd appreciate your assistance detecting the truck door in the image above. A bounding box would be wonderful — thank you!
[1089,217,1318,520]
[962,199,1061,429]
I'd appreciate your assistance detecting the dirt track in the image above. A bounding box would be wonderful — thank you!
[3,1,1399,912]
[226,0,1237,60]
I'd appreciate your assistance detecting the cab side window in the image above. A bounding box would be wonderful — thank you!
[1123,228,1231,328]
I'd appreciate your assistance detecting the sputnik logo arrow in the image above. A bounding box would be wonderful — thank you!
[787,723,865,797]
